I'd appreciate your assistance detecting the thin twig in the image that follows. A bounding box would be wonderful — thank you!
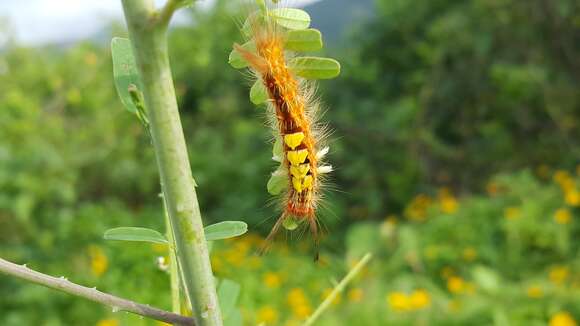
[303,253,373,326]
[0,257,194,326]
[157,0,190,27]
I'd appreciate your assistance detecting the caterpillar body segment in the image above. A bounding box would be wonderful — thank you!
[230,2,339,257]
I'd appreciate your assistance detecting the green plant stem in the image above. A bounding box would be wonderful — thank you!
[303,253,373,326]
[120,1,222,325]
[158,0,185,27]
[0,257,194,326]
[165,209,182,314]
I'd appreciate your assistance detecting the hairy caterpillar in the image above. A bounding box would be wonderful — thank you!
[229,1,340,258]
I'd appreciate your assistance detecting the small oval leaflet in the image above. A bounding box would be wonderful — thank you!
[241,11,263,37]
[267,171,288,195]
[283,217,299,231]
[228,41,256,69]
[472,265,501,294]
[289,57,341,79]
[269,8,311,30]
[111,37,143,114]
[250,80,268,105]
[285,29,323,52]
[255,0,267,13]
[103,227,168,244]
[272,137,284,159]
[204,221,248,241]
[217,278,241,319]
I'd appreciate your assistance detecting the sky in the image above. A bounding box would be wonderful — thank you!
[0,0,321,45]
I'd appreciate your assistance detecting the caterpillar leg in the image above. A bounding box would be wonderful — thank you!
[258,213,288,256]
[308,215,320,262]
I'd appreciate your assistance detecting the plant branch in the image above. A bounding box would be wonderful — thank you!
[158,0,189,28]
[303,253,373,326]
[163,196,182,314]
[121,1,222,325]
[0,257,194,326]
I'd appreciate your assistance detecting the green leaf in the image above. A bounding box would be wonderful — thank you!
[472,265,501,294]
[224,309,242,326]
[204,221,248,241]
[285,29,323,52]
[256,0,267,13]
[111,37,143,114]
[269,8,311,30]
[283,217,300,230]
[289,57,341,79]
[267,172,288,195]
[217,279,241,319]
[273,138,283,159]
[103,227,167,244]
[241,12,261,37]
[250,80,268,105]
[228,41,256,69]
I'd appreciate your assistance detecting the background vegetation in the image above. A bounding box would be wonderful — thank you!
[1,0,579,325]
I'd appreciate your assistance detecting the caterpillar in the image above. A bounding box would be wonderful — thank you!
[229,1,340,258]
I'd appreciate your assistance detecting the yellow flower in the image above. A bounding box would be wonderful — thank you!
[386,215,398,225]
[287,288,309,307]
[441,196,458,213]
[256,306,278,325]
[247,255,262,270]
[321,288,341,305]
[526,285,543,299]
[549,266,569,285]
[96,319,119,326]
[561,179,576,192]
[409,289,431,310]
[405,194,433,221]
[233,240,251,255]
[88,245,108,277]
[387,292,411,311]
[224,248,244,266]
[288,288,312,318]
[438,188,458,213]
[462,247,477,262]
[554,170,572,184]
[504,206,520,220]
[554,208,572,224]
[263,272,281,289]
[447,276,465,294]
[549,312,577,326]
[565,190,580,206]
[292,304,312,319]
[347,288,364,302]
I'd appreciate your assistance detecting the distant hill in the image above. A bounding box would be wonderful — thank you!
[304,0,375,45]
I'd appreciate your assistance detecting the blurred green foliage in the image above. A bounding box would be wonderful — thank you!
[0,0,579,325]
